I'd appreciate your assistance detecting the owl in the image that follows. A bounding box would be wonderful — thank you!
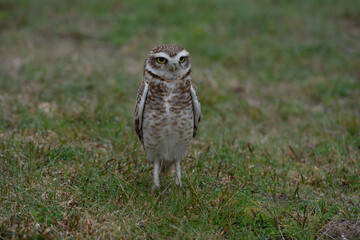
[134,44,201,189]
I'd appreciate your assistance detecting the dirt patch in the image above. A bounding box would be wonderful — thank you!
[0,1,27,30]
[343,11,360,28]
[320,220,360,240]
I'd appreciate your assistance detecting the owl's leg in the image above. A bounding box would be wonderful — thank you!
[153,160,160,189]
[175,161,182,187]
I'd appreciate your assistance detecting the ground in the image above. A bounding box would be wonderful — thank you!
[0,0,359,239]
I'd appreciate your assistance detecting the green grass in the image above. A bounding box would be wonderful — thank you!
[1,0,360,239]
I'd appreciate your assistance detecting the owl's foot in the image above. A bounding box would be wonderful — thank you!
[151,184,160,195]
[175,180,183,188]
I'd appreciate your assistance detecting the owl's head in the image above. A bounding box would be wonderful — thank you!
[144,44,191,80]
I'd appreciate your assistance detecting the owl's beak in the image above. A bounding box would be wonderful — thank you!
[171,63,177,72]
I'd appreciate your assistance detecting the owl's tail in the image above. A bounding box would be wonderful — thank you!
[161,162,175,176]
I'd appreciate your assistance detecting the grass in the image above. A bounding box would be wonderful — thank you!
[1,0,359,239]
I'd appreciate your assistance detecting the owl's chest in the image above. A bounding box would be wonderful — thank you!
[145,80,192,118]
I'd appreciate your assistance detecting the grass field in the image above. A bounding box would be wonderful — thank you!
[1,0,360,239]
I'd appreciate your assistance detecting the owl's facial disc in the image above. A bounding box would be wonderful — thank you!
[147,50,191,79]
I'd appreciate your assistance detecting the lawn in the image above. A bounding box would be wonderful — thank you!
[1,0,359,239]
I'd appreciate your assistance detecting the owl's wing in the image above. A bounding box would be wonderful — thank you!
[190,82,201,137]
[134,82,149,144]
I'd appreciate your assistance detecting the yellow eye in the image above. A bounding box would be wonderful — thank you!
[179,56,185,63]
[156,57,166,64]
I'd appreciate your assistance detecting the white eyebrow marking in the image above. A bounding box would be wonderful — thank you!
[174,50,189,61]
[153,52,170,59]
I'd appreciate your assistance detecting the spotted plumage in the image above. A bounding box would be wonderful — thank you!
[134,44,201,189]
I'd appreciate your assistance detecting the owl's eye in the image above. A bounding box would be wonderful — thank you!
[156,57,167,64]
[179,56,185,63]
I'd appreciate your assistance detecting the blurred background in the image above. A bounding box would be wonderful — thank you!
[1,0,359,141]
[0,0,359,238]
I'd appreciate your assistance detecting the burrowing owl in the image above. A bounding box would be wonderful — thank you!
[134,44,201,189]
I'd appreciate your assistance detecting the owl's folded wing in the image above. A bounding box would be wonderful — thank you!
[190,82,201,137]
[134,82,149,144]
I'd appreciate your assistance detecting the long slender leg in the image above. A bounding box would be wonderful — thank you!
[175,161,182,187]
[153,160,160,189]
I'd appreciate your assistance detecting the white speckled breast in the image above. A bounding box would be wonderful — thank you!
[142,79,194,163]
